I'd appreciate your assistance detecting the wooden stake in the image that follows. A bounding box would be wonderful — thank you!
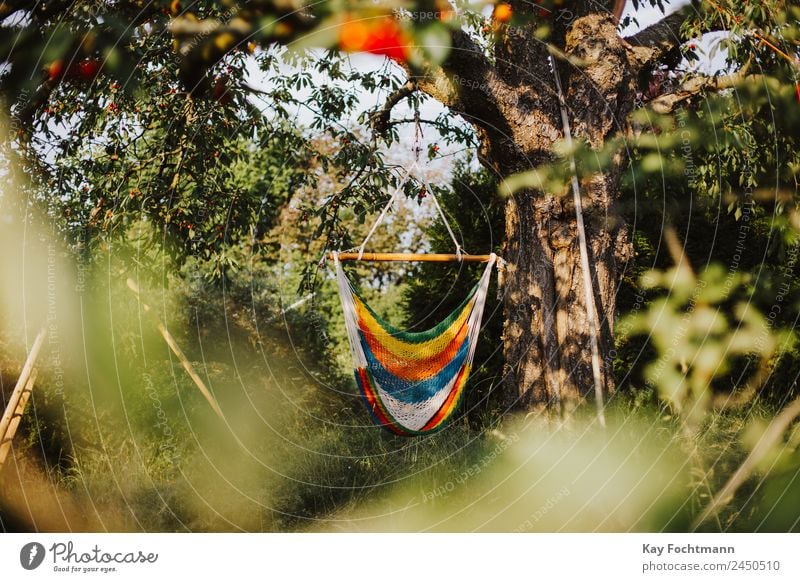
[0,369,38,468]
[126,279,225,421]
[0,328,46,444]
[329,252,494,262]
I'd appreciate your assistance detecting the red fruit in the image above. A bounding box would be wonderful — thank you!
[77,59,101,79]
[212,79,230,104]
[47,60,64,81]
[106,102,119,113]
[339,16,409,63]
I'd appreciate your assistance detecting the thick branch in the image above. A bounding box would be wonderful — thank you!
[649,69,759,113]
[368,80,416,135]
[624,9,690,67]
[411,29,496,109]
[410,28,515,166]
[411,27,518,128]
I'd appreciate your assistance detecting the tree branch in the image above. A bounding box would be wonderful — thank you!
[649,68,759,114]
[368,80,416,135]
[624,5,732,69]
[624,9,691,68]
[409,28,513,162]
[410,29,496,110]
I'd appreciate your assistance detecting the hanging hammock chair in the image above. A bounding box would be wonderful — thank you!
[333,252,496,435]
[328,166,501,436]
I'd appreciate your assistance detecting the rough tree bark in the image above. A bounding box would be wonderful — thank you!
[406,1,691,412]
[496,10,635,412]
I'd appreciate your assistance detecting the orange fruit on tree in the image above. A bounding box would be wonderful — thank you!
[493,3,513,23]
[436,0,454,22]
[46,59,64,81]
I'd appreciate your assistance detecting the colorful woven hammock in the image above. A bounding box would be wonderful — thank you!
[333,252,497,435]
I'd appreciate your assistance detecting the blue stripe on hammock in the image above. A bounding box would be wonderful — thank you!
[358,331,470,403]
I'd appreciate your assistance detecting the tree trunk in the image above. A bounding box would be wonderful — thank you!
[414,7,641,413]
[501,175,631,412]
[495,13,636,411]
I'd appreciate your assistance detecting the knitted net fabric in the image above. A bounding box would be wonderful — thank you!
[334,254,496,435]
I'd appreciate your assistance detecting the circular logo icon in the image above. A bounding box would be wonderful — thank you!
[20,542,46,570]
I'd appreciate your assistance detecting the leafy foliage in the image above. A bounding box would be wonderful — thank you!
[2,0,800,533]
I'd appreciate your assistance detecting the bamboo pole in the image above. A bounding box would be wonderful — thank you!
[126,278,225,421]
[329,252,494,262]
[0,328,46,443]
[0,369,38,468]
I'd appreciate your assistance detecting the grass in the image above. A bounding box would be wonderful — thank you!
[1,252,799,532]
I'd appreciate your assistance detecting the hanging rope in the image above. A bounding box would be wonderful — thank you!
[413,105,424,162]
[417,173,463,260]
[353,163,464,260]
[411,104,462,258]
[354,108,464,261]
[549,54,607,428]
[356,170,409,260]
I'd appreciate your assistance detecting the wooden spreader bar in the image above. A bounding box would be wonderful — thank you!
[329,252,494,263]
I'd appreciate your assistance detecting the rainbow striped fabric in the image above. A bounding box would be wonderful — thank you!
[334,253,497,435]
